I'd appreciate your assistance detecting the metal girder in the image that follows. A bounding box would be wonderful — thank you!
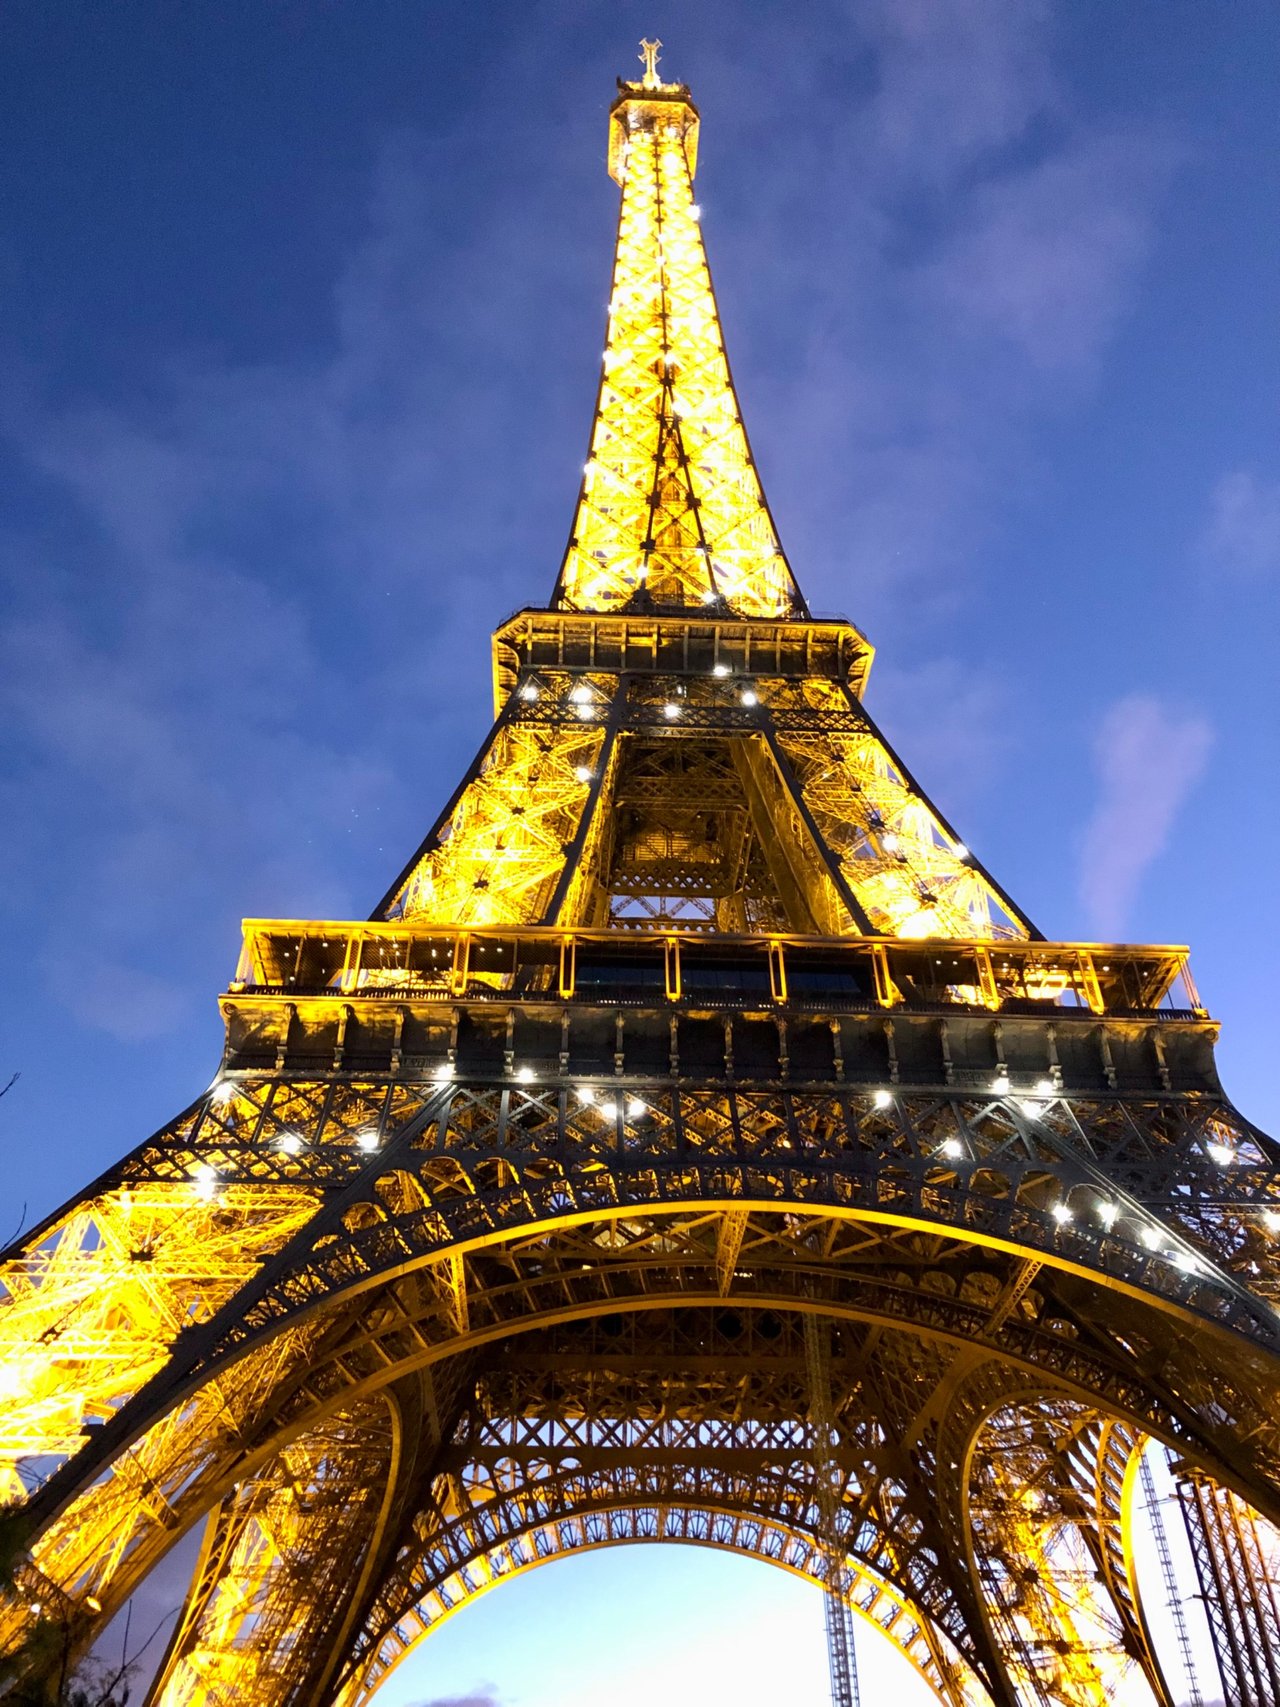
[6,1078,1280,1649]
[146,1396,398,1707]
[1177,1469,1280,1706]
[145,1359,479,1707]
[714,1207,749,1295]
[324,1313,987,1707]
[1078,1422,1174,1706]
[553,76,800,617]
[4,49,1280,1707]
[377,669,1043,944]
[804,1312,863,1707]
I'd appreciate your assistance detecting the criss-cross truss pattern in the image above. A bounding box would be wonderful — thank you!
[805,1312,864,1707]
[2,53,1279,1707]
[387,708,607,927]
[383,671,1030,939]
[554,75,800,616]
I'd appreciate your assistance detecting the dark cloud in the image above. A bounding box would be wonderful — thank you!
[410,1696,503,1707]
[734,5,1174,623]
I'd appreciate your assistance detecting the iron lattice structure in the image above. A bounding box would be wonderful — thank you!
[3,51,1280,1707]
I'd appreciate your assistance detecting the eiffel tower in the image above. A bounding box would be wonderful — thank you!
[4,45,1280,1707]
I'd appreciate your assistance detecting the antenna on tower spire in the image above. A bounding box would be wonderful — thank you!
[638,37,663,87]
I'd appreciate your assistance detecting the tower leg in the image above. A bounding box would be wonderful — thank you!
[1176,1469,1280,1707]
[144,1357,474,1707]
[145,1396,399,1706]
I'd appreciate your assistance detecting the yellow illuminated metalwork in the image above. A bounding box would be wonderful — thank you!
[1,48,1277,1707]
[387,708,609,926]
[555,73,799,616]
[766,679,1027,939]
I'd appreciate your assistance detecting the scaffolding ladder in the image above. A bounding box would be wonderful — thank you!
[804,1312,862,1707]
[1139,1450,1203,1707]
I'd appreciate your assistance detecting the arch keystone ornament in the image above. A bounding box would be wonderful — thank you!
[2,49,1278,1707]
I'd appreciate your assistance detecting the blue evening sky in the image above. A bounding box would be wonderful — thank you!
[2,3,1277,1702]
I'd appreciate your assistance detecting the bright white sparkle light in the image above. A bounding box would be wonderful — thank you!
[574,766,594,784]
[577,1086,597,1106]
[1141,1226,1164,1251]
[570,685,592,705]
[519,683,539,702]
[1034,1079,1055,1097]
[1097,1202,1119,1229]
[356,1130,379,1152]
[433,1062,456,1082]
[516,1066,535,1084]
[1207,1141,1236,1166]
[713,663,731,678]
[991,1074,1011,1095]
[1051,1203,1073,1225]
[740,689,758,707]
[0,1362,31,1400]
[882,832,900,853]
[601,1101,620,1121]
[873,1089,893,1110]
[627,1098,646,1119]
[279,1133,302,1155]
[940,1139,963,1160]
[663,702,681,720]
[1263,1209,1280,1233]
[209,1081,234,1105]
[953,844,970,861]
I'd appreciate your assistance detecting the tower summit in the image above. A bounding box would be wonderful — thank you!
[3,51,1280,1707]
[560,44,799,616]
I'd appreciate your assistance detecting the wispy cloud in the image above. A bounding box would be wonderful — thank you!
[854,0,1058,179]
[0,129,590,1041]
[867,656,1011,819]
[1078,693,1213,939]
[917,133,1160,376]
[1197,468,1280,579]
[725,0,1176,621]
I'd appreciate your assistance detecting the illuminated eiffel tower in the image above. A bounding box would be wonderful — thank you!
[5,44,1280,1707]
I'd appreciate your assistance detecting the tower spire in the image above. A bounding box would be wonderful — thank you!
[638,37,662,88]
[553,58,805,618]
